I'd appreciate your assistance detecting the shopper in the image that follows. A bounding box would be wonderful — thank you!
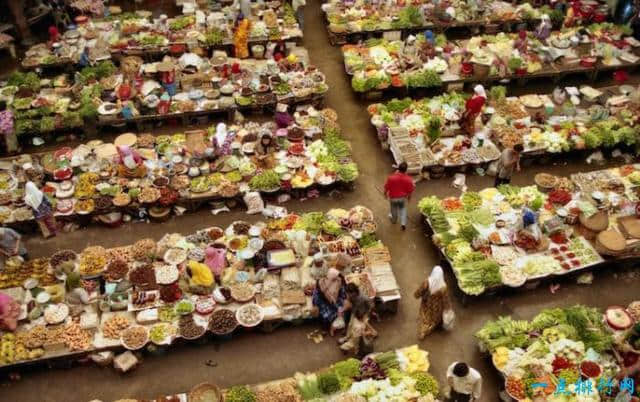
[461,85,486,135]
[24,182,56,238]
[233,13,251,59]
[384,162,415,230]
[339,303,377,357]
[0,228,27,260]
[292,0,306,31]
[414,265,452,339]
[446,362,482,402]
[0,101,18,154]
[494,144,523,187]
[312,268,346,336]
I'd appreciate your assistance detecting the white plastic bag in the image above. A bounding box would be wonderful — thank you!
[443,308,456,331]
[243,191,264,214]
[331,315,346,331]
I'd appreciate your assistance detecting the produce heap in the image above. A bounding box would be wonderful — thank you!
[118,345,440,401]
[20,6,301,69]
[0,50,328,145]
[0,206,401,369]
[419,174,617,295]
[323,0,572,36]
[342,23,637,94]
[367,92,501,171]
[0,106,357,225]
[368,84,640,173]
[476,303,640,401]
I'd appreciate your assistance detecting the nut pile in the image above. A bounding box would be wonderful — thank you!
[209,309,237,335]
[63,323,92,351]
[121,326,148,349]
[79,246,107,275]
[179,315,205,339]
[132,238,156,261]
[102,315,132,339]
[104,259,129,281]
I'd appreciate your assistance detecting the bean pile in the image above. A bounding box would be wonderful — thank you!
[209,309,237,335]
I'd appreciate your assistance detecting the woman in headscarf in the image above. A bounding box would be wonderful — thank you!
[0,227,27,259]
[233,13,251,59]
[312,268,347,336]
[204,245,226,282]
[116,145,146,178]
[275,103,293,128]
[24,181,56,238]
[461,85,486,136]
[414,265,451,339]
[0,292,20,331]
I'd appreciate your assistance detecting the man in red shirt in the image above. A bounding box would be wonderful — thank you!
[384,162,415,231]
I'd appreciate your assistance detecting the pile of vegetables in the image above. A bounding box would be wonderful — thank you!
[169,15,195,31]
[476,305,613,353]
[225,385,256,402]
[294,346,439,400]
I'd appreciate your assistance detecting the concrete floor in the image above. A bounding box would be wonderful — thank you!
[2,2,640,401]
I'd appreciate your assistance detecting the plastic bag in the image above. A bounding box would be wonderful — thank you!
[487,160,499,177]
[331,315,346,331]
[243,191,264,214]
[443,308,456,331]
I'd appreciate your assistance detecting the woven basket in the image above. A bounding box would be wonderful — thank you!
[188,383,222,402]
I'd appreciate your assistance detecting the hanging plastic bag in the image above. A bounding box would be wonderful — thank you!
[443,308,456,331]
[331,314,346,331]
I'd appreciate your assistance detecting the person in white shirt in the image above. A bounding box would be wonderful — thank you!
[446,362,482,402]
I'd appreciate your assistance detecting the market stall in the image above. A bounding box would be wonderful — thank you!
[418,164,640,297]
[0,46,327,149]
[342,23,640,96]
[322,0,579,45]
[367,84,640,175]
[20,6,301,70]
[0,206,401,370]
[0,105,358,228]
[111,345,439,401]
[476,303,640,401]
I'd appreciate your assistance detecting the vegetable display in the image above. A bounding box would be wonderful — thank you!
[477,304,640,401]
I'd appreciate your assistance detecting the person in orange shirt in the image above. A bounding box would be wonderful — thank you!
[233,14,251,59]
[384,162,415,230]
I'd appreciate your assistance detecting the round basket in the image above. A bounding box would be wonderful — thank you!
[474,63,490,79]
[188,382,222,402]
[595,230,626,256]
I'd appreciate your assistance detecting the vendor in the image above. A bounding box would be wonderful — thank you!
[78,46,90,68]
[158,61,176,97]
[0,228,27,261]
[461,85,486,136]
[536,14,552,41]
[0,292,19,331]
[273,41,287,62]
[514,30,528,53]
[0,101,18,154]
[187,260,214,294]
[312,268,347,336]
[25,181,56,238]
[233,13,251,59]
[48,25,60,44]
[116,145,147,177]
[256,133,278,156]
[275,103,293,128]
[521,207,542,240]
[116,79,134,102]
[204,245,226,282]
[404,35,418,58]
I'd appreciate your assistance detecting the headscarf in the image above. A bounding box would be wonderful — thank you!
[215,123,227,147]
[117,145,141,168]
[424,30,434,43]
[24,181,43,210]
[428,265,446,294]
[204,246,226,276]
[473,84,486,99]
[319,268,342,304]
[519,30,527,40]
[0,292,19,331]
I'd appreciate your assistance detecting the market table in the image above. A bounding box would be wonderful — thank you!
[112,345,438,402]
[0,207,402,372]
[342,24,640,98]
[0,106,357,231]
[418,165,640,302]
[368,83,640,177]
[476,303,640,401]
